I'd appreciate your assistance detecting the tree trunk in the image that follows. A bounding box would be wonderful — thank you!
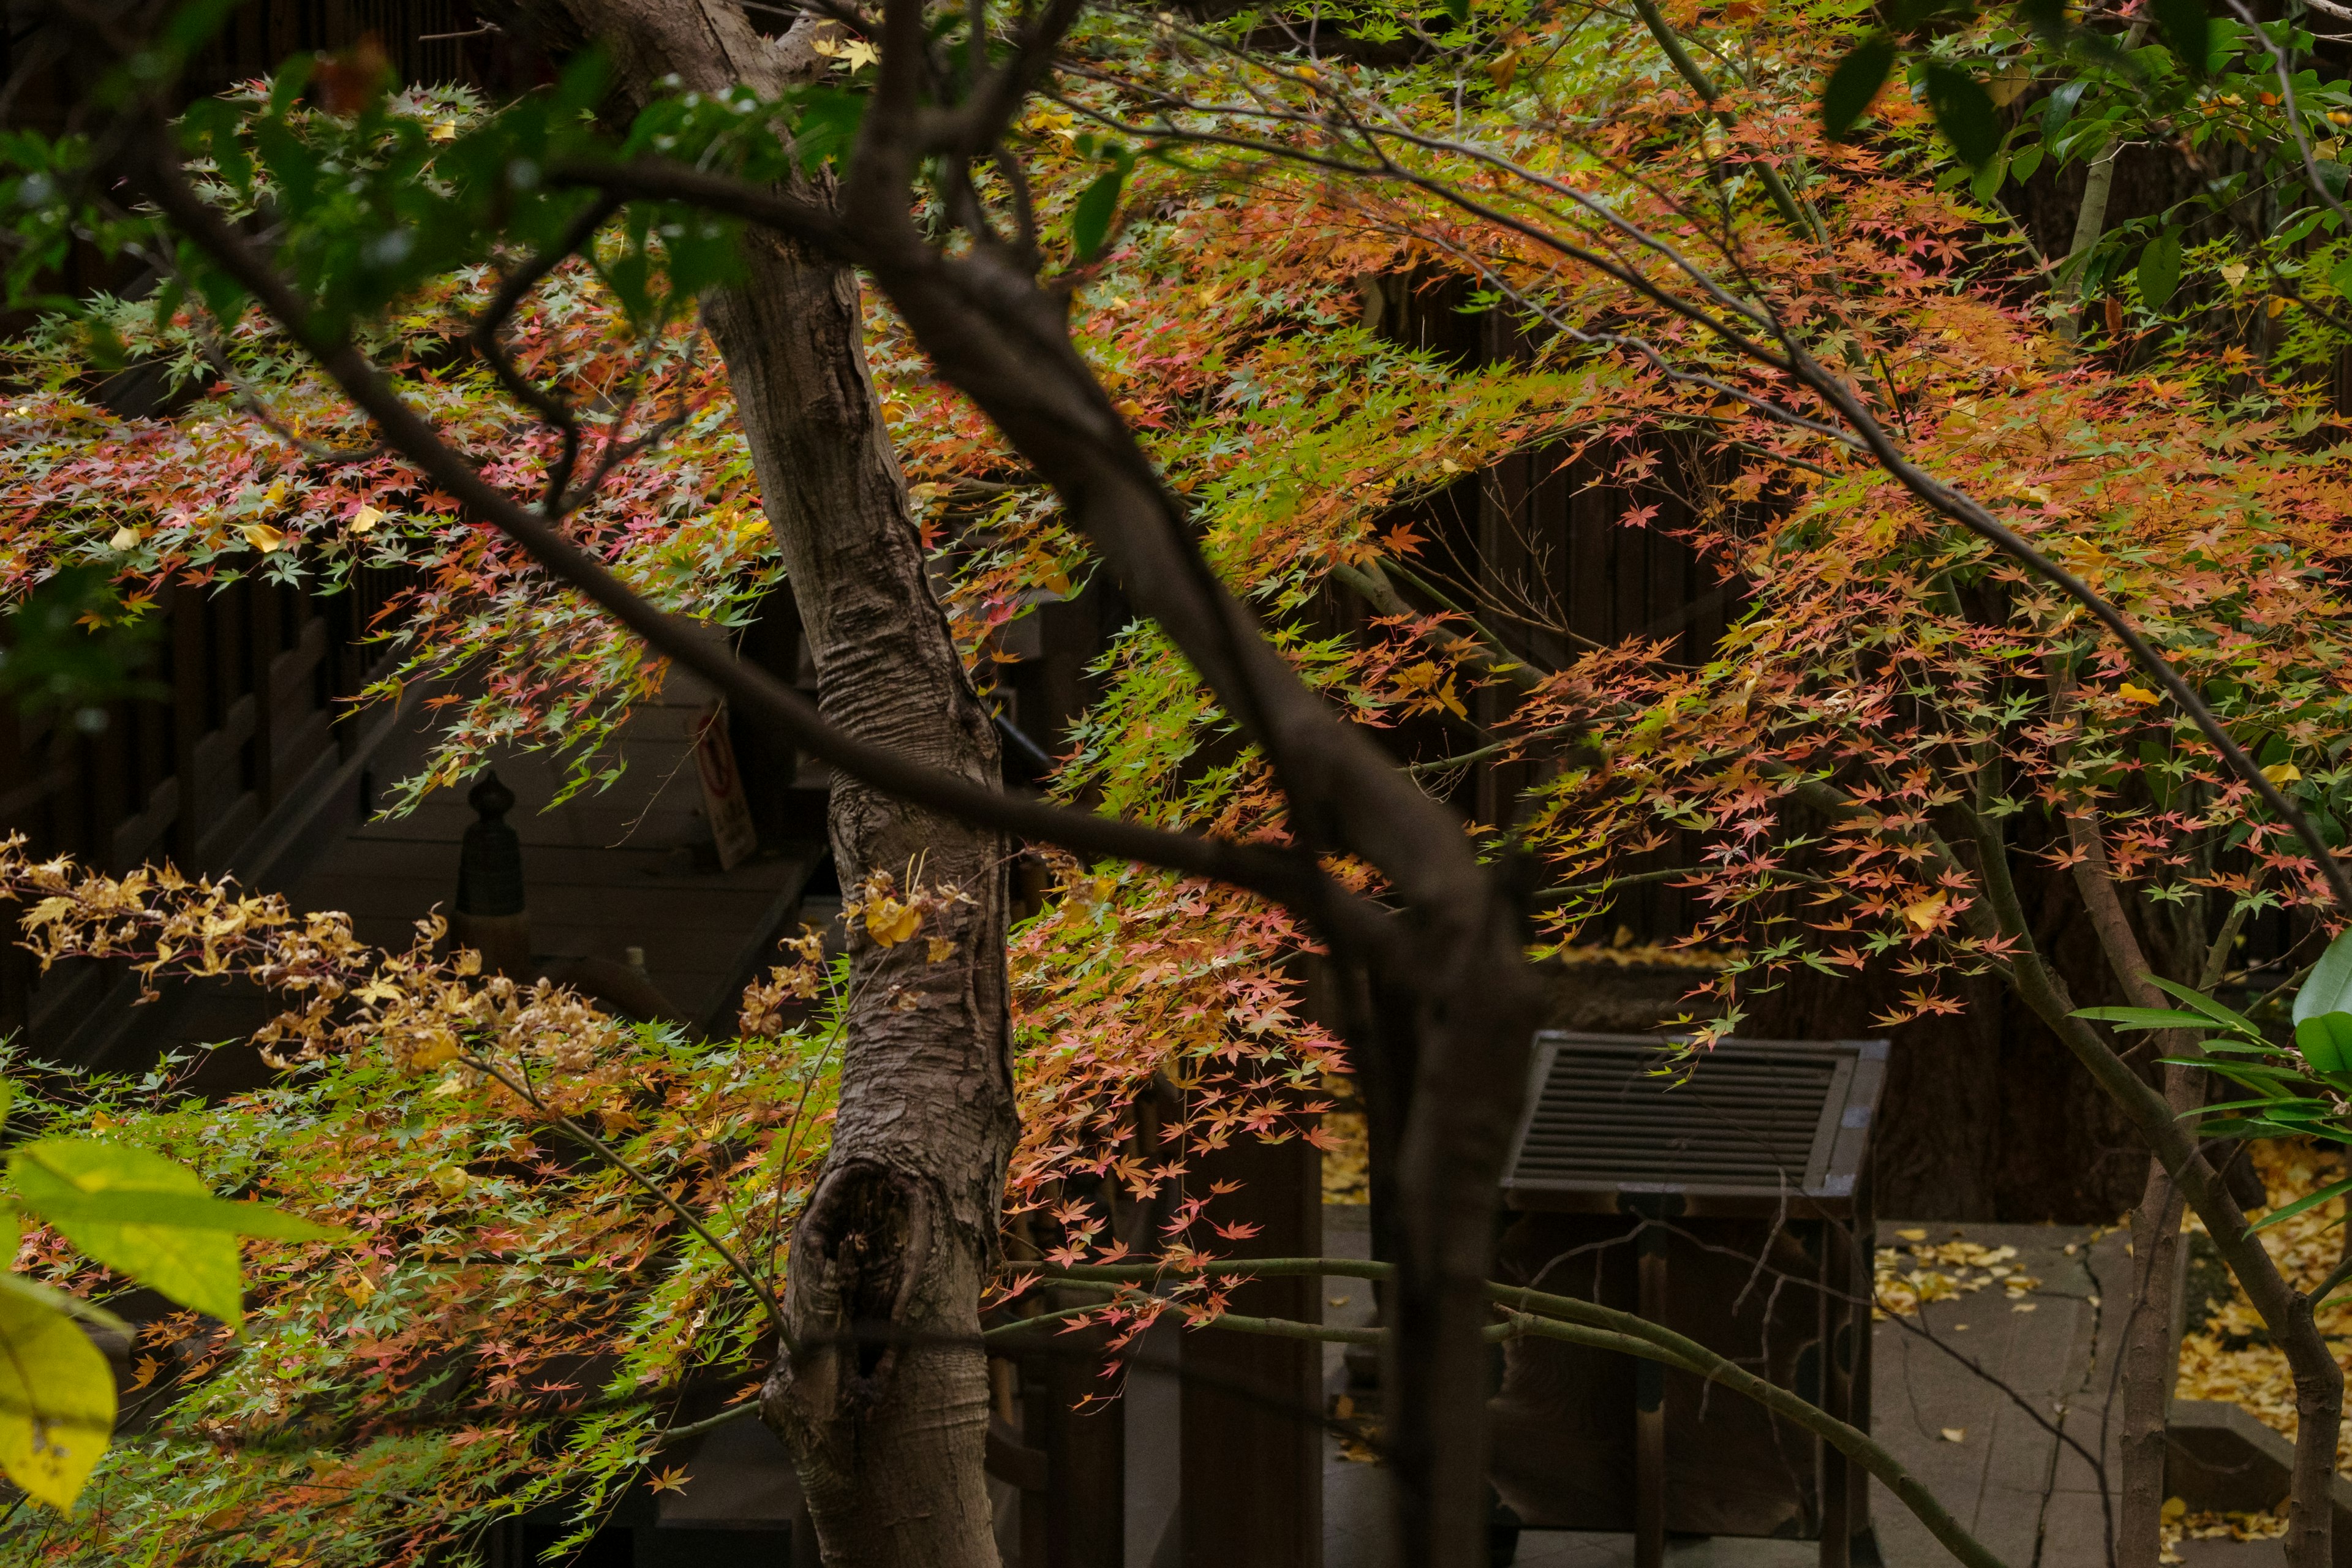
[717,227,1010,1568]
[2062,801,2196,1568]
[496,7,1011,1564]
[2119,1131,2190,1568]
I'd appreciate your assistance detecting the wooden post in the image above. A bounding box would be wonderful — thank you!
[1179,1131,1321,1568]
[1818,1213,1853,1568]
[1635,1223,1667,1568]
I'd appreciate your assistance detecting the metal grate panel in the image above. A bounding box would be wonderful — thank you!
[1502,1033,1885,1208]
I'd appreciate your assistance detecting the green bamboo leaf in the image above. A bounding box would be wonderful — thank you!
[2250,1174,2352,1233]
[2146,976,2262,1038]
[2199,1094,2326,1114]
[2074,1005,2215,1030]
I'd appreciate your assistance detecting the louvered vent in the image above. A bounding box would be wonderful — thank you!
[1503,1033,1884,1206]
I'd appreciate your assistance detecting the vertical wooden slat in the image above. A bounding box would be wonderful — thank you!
[1179,1133,1321,1568]
[1476,451,1532,832]
[1567,459,1611,647]
[169,584,206,865]
[0,701,32,1039]
[249,577,281,812]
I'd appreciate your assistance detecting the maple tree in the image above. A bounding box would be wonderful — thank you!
[10,0,2352,1564]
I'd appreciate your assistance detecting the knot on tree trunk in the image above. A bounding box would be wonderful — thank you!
[767,1158,937,1439]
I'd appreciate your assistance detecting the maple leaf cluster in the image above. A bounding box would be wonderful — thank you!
[0,846,836,1565]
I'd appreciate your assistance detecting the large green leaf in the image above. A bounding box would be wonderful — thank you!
[6,1141,333,1326]
[1071,167,1126,263]
[2294,927,2352,1024]
[2152,0,2214,75]
[0,1269,115,1512]
[2296,1012,2352,1074]
[1921,61,2000,168]
[2138,229,2183,311]
[1821,36,1896,140]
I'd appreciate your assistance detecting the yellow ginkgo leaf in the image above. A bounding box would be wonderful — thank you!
[108,526,140,552]
[2263,761,2302,785]
[242,522,287,554]
[1940,1427,1966,1444]
[428,118,458,142]
[2117,683,2161,705]
[429,1165,469,1199]
[350,504,385,534]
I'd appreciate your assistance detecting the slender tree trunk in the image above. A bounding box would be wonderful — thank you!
[2119,1104,2192,1568]
[1966,802,2341,1568]
[2063,802,2195,1568]
[495,7,1011,1563]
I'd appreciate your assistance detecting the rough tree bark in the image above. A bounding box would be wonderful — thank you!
[493,6,1011,1564]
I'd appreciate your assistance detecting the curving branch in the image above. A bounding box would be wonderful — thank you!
[117,137,1385,958]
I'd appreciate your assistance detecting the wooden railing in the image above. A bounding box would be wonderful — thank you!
[0,565,417,1055]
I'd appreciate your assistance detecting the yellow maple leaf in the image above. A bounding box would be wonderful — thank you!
[341,1272,377,1306]
[927,937,959,964]
[839,39,879,70]
[408,1027,461,1071]
[22,896,73,927]
[2117,683,2162,705]
[647,1464,692,1494]
[865,897,921,947]
[1901,891,1948,933]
